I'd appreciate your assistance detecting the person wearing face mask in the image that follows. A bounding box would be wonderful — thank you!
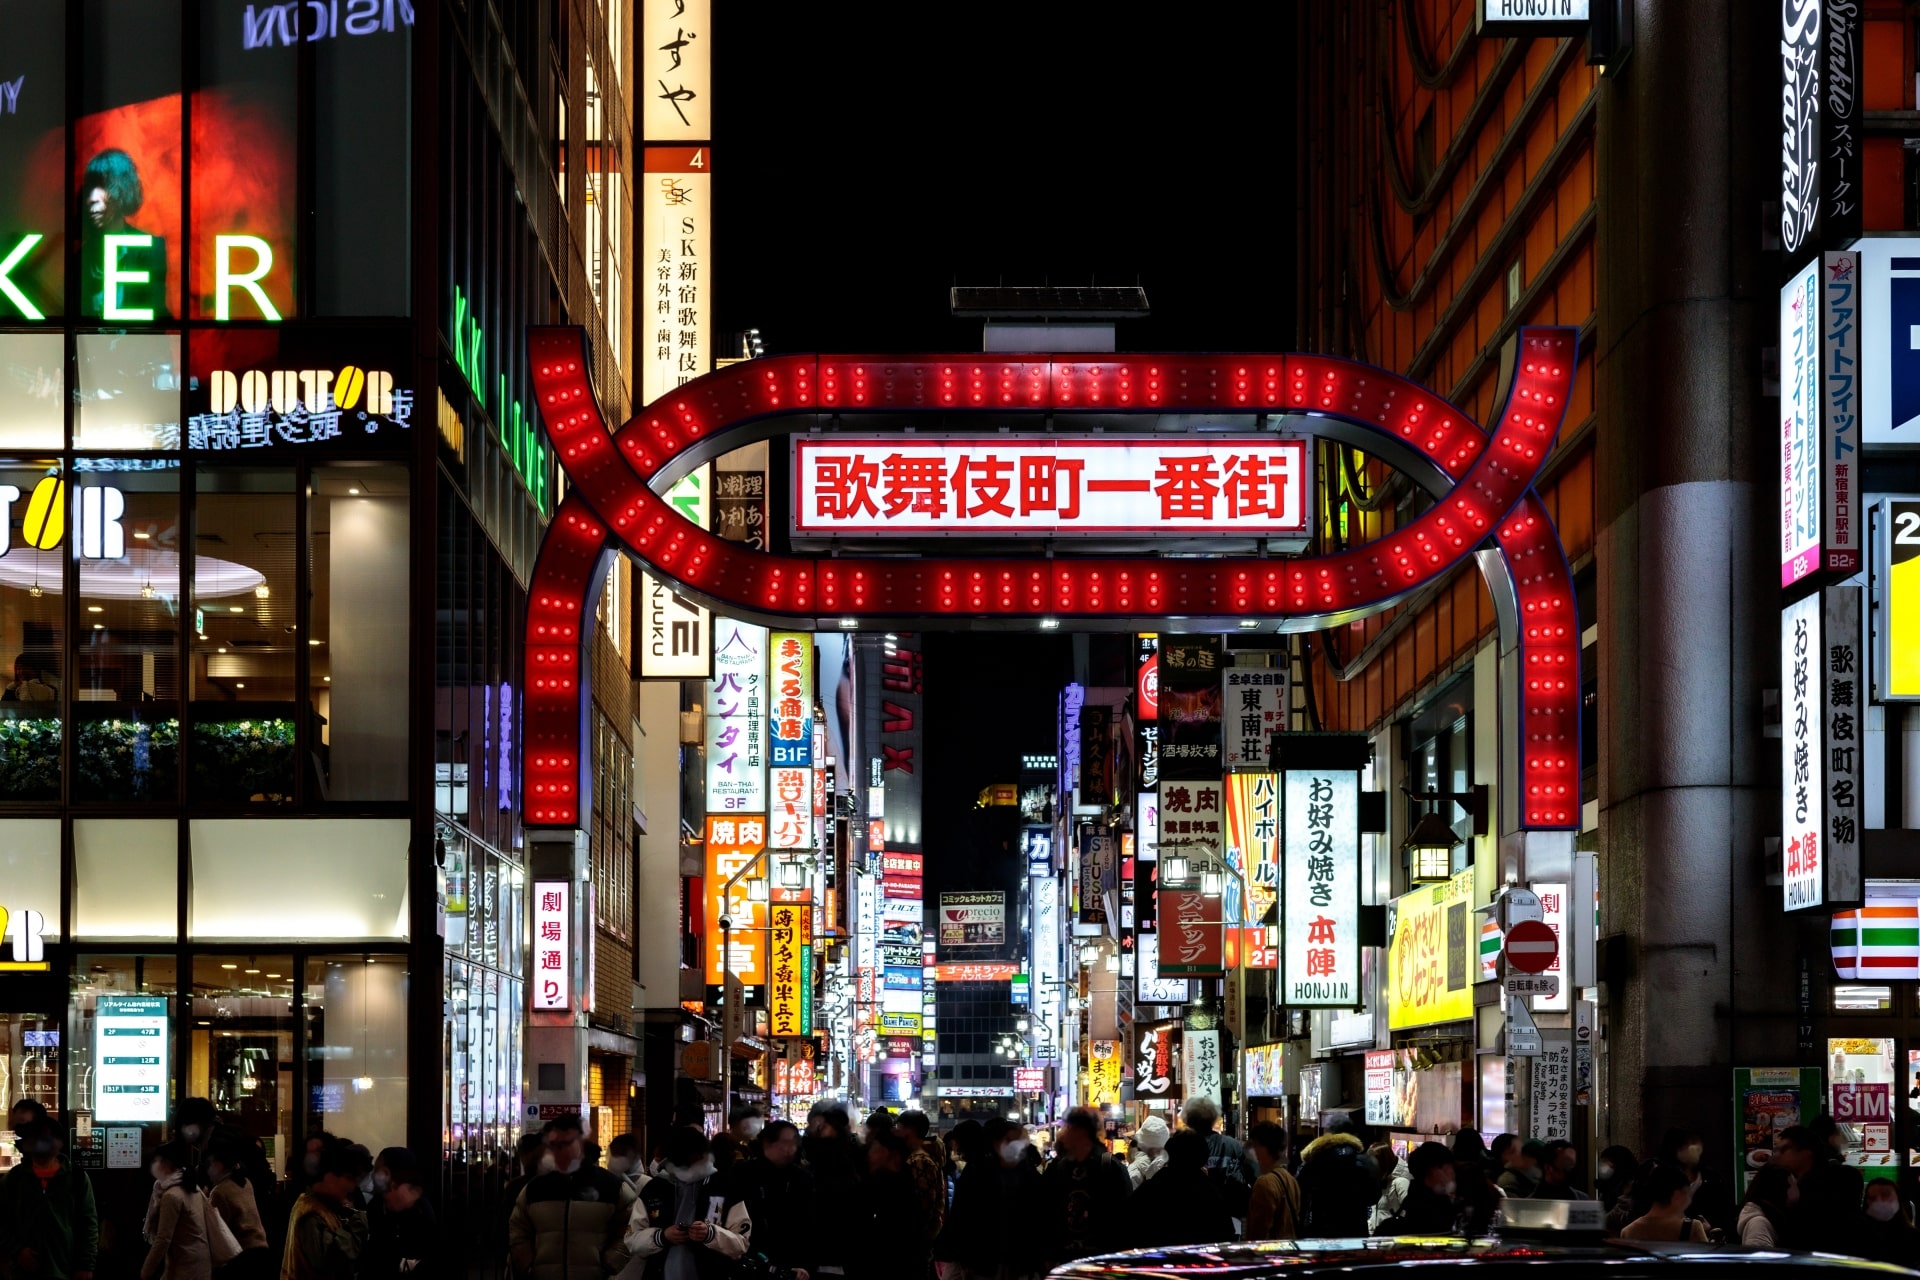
[280,1140,367,1280]
[146,1101,222,1247]
[1040,1107,1132,1267]
[289,1133,337,1195]
[507,1114,635,1280]
[1736,1164,1796,1249]
[1495,1140,1547,1199]
[710,1108,763,1179]
[1858,1179,1920,1266]
[605,1136,644,1195]
[1244,1123,1301,1241]
[625,1126,750,1280]
[362,1150,439,1280]
[204,1140,269,1280]
[1773,1122,1858,1252]
[933,1119,1047,1280]
[1374,1142,1459,1236]
[0,1117,96,1280]
[140,1143,212,1280]
[729,1120,813,1280]
[1595,1145,1639,1214]
[799,1103,861,1278]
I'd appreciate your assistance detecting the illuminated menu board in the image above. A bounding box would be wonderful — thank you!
[94,994,168,1122]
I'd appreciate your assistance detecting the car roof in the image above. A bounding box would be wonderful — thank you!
[1049,1237,1920,1276]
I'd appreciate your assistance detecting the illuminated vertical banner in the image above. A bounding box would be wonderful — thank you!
[1157,890,1224,976]
[1158,636,1222,781]
[641,0,712,142]
[1782,258,1821,587]
[769,901,809,1037]
[768,633,815,768]
[1224,773,1279,968]
[532,882,571,1011]
[639,466,712,678]
[705,619,767,811]
[1223,667,1287,770]
[1783,587,1865,912]
[1282,767,1361,1005]
[1823,251,1861,575]
[1136,635,1160,789]
[704,816,767,985]
[641,147,711,406]
[770,768,811,850]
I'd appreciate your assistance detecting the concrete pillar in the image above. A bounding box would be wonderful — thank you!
[1594,1,1787,1152]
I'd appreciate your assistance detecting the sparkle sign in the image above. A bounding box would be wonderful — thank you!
[1282,768,1360,1006]
[792,436,1310,538]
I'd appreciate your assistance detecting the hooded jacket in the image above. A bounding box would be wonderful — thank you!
[506,1164,636,1280]
[1125,1117,1170,1188]
[1296,1133,1374,1238]
[625,1162,749,1280]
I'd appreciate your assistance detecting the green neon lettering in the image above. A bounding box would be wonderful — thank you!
[0,235,44,320]
[451,289,470,381]
[102,233,154,321]
[213,234,281,321]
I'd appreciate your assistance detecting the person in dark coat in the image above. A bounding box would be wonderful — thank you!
[1376,1142,1459,1236]
[727,1120,813,1278]
[1296,1129,1376,1237]
[935,1119,1049,1280]
[1654,1126,1732,1236]
[363,1149,439,1280]
[854,1129,925,1279]
[801,1103,864,1278]
[1042,1108,1132,1266]
[1859,1179,1920,1269]
[1128,1130,1234,1250]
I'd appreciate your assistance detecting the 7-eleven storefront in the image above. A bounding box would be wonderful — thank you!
[1823,893,1920,1178]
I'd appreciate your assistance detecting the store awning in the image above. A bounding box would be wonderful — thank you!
[1832,901,1920,979]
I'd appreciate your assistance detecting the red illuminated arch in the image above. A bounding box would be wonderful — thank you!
[521,328,1581,833]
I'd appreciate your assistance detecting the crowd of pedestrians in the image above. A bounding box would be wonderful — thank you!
[10,1092,1920,1280]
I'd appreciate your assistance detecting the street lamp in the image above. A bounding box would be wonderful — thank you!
[1405,809,1461,883]
[747,877,769,902]
[1163,854,1191,885]
[1201,867,1223,896]
[778,855,809,889]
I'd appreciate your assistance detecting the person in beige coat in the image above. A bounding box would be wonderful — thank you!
[142,1143,213,1280]
[206,1141,271,1278]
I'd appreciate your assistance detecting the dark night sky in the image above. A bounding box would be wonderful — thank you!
[706,3,1297,891]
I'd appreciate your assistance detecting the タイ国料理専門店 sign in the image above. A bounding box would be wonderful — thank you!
[94,995,169,1123]
[791,437,1309,538]
[704,619,767,812]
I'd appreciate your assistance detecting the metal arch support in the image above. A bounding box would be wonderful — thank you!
[519,328,1582,832]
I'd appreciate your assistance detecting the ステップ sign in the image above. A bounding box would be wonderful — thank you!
[792,436,1309,537]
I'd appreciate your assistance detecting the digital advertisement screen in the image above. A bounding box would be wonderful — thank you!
[94,994,169,1123]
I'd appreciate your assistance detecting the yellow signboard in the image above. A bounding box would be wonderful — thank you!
[1387,870,1476,1030]
[768,902,809,1038]
[1086,1039,1122,1106]
[1886,499,1920,698]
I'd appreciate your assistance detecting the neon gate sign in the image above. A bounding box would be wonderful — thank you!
[518,328,1583,833]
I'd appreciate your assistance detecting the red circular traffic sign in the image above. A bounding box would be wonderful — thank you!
[1504,919,1558,974]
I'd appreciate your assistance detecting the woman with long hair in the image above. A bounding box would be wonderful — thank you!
[140,1142,212,1280]
[1736,1164,1795,1248]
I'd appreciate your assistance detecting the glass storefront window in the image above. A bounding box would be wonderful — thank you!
[189,956,293,1176]
[73,818,178,939]
[0,1012,64,1166]
[309,464,408,801]
[191,468,294,803]
[0,338,65,449]
[190,818,408,939]
[1829,1037,1900,1177]
[0,2,65,322]
[192,0,297,321]
[78,0,183,323]
[304,955,407,1154]
[74,467,180,801]
[74,334,182,449]
[67,954,179,1121]
[0,461,64,801]
[0,819,61,945]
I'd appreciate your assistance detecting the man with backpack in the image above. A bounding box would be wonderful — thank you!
[1179,1097,1256,1223]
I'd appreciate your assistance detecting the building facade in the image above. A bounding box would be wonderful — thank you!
[0,0,632,1265]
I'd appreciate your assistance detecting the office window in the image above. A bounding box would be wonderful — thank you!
[0,460,64,802]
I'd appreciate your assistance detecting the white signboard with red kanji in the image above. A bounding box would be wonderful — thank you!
[1282,769,1360,1006]
[533,881,571,1011]
[791,436,1310,537]
[770,767,811,849]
